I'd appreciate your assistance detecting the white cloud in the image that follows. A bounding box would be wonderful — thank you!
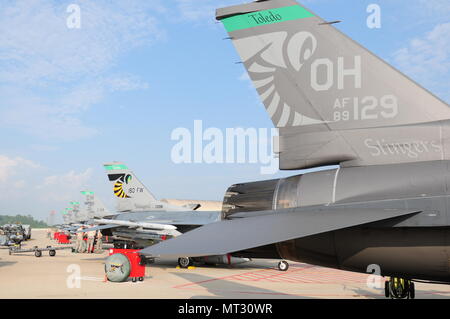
[0,155,40,183]
[36,168,94,202]
[176,0,243,22]
[0,0,163,141]
[102,75,150,92]
[0,0,164,86]
[393,22,450,99]
[0,86,99,141]
[418,0,450,17]
[0,159,98,220]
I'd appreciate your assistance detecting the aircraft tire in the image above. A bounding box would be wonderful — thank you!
[409,282,415,299]
[49,250,56,257]
[178,257,193,268]
[105,253,131,282]
[35,250,42,258]
[278,260,289,272]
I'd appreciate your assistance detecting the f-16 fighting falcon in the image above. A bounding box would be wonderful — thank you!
[141,0,450,299]
[57,200,93,232]
[80,163,248,269]
[103,162,206,213]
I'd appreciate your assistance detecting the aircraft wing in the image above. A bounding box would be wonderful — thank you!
[93,218,177,231]
[75,224,119,233]
[140,207,419,258]
[63,225,78,230]
[78,220,181,236]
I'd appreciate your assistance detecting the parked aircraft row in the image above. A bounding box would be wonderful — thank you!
[56,163,252,269]
[139,0,450,300]
[52,0,450,299]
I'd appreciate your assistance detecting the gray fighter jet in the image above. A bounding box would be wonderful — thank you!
[80,164,248,268]
[57,193,111,233]
[104,162,203,212]
[141,0,450,299]
[57,201,89,230]
[81,191,112,219]
[97,163,221,243]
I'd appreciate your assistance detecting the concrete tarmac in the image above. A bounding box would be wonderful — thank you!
[1,229,450,299]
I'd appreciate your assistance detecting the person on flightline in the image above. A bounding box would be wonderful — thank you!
[76,226,85,253]
[86,227,96,253]
[95,230,103,252]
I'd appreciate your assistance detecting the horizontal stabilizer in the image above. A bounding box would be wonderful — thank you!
[140,207,419,257]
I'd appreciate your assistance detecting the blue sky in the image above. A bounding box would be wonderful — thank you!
[0,0,449,222]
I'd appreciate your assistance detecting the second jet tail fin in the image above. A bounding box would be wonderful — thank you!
[103,162,158,212]
[103,162,193,212]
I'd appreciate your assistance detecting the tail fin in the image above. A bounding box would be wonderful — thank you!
[64,207,75,224]
[103,162,185,212]
[217,0,450,169]
[81,191,111,218]
[70,201,88,222]
[62,210,70,224]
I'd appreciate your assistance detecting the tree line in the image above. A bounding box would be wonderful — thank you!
[0,215,48,228]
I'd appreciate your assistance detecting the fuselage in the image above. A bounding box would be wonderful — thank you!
[228,160,450,282]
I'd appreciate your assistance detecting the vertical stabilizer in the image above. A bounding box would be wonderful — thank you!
[103,162,188,212]
[217,0,450,169]
[81,191,111,218]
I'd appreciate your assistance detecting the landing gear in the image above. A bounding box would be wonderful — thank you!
[409,282,415,299]
[277,260,289,272]
[385,277,415,299]
[178,257,193,268]
[139,255,154,266]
